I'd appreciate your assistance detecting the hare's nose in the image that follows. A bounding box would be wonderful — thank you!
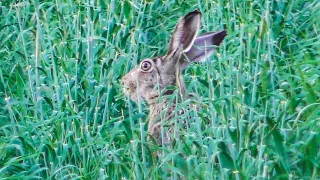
[122,76,127,85]
[122,77,130,88]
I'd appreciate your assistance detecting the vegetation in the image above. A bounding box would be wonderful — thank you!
[0,0,319,179]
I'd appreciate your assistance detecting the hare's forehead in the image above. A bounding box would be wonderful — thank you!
[151,57,163,66]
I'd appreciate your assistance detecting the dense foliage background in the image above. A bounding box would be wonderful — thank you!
[0,0,319,179]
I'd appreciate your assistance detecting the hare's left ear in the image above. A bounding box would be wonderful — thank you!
[167,10,201,55]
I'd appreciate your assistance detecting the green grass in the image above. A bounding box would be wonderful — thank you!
[0,0,320,179]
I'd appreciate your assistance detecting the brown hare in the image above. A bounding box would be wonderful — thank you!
[122,10,227,145]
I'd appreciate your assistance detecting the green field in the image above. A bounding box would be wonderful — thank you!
[1,0,320,179]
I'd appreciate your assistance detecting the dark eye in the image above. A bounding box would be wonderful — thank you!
[140,60,153,72]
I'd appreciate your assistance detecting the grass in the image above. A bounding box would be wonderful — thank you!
[0,0,320,179]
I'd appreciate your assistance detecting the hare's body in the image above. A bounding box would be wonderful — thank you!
[122,10,227,145]
[149,99,175,144]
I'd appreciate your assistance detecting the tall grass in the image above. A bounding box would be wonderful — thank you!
[0,0,319,179]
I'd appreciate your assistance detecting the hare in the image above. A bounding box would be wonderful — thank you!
[122,10,227,145]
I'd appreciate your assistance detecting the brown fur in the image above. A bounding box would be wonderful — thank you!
[122,10,227,145]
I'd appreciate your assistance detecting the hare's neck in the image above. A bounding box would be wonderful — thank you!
[148,99,176,129]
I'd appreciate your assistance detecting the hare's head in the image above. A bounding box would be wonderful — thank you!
[122,10,227,104]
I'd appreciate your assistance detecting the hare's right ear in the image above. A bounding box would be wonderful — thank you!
[167,10,201,55]
[180,30,227,70]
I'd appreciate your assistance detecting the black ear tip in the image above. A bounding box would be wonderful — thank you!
[212,30,227,46]
[193,9,200,13]
[220,30,227,37]
[189,9,201,15]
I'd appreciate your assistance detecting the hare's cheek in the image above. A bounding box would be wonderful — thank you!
[139,71,157,83]
[137,72,149,83]
[147,74,157,83]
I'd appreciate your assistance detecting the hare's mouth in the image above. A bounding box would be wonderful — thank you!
[123,85,136,96]
[123,87,133,94]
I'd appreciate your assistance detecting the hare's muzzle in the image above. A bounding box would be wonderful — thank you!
[122,74,136,95]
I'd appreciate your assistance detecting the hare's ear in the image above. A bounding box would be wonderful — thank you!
[180,30,227,70]
[167,10,201,55]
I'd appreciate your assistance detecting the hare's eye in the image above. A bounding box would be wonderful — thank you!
[140,60,153,72]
